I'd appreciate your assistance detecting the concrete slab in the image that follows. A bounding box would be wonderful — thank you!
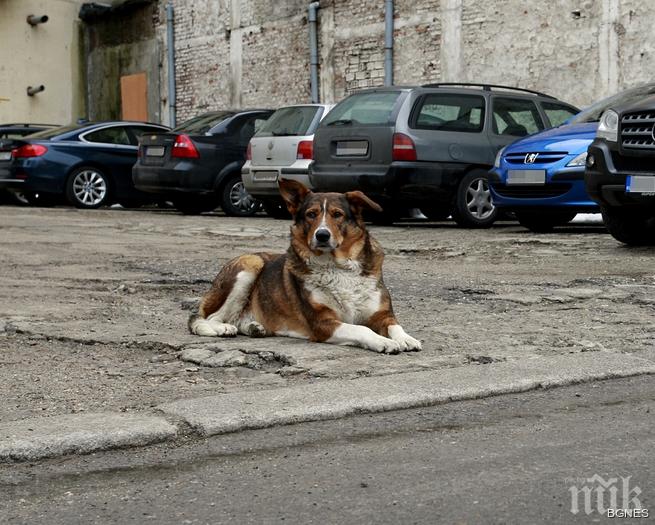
[0,412,177,462]
[158,352,655,436]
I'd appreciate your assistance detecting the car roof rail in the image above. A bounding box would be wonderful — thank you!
[420,82,556,99]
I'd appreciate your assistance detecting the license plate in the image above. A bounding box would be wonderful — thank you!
[336,140,368,156]
[146,146,165,157]
[626,175,655,194]
[0,151,11,161]
[252,171,278,182]
[507,169,546,185]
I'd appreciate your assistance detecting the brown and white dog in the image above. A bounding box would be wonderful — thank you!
[188,179,421,354]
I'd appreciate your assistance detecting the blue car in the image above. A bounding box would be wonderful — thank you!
[0,121,169,208]
[489,83,655,232]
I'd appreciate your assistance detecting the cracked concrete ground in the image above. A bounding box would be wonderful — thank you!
[1,205,654,424]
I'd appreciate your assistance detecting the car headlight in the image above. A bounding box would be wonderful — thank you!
[597,109,619,142]
[566,151,588,167]
[493,146,506,168]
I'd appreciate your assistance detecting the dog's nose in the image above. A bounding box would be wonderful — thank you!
[315,228,331,243]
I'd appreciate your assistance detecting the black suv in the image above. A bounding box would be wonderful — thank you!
[585,91,655,245]
[309,84,578,227]
[133,110,273,215]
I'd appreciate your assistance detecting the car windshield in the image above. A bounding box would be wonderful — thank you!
[26,124,84,139]
[322,91,402,126]
[569,83,655,124]
[256,106,321,137]
[174,112,233,134]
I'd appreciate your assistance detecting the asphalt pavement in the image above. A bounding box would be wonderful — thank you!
[2,375,653,524]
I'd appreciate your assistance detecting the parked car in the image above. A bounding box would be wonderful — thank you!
[242,103,334,218]
[0,123,59,139]
[489,84,655,232]
[0,121,169,208]
[0,123,60,204]
[133,109,273,216]
[585,89,655,245]
[309,83,578,227]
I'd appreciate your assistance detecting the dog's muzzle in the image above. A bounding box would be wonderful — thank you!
[312,228,334,250]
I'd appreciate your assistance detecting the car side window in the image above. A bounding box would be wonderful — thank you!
[541,102,578,127]
[412,93,485,133]
[492,98,544,137]
[84,126,131,145]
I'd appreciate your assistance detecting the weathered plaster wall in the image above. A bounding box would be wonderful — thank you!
[158,0,655,123]
[0,0,85,124]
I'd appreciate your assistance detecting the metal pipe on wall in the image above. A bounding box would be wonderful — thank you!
[308,2,320,103]
[166,2,177,127]
[384,0,393,86]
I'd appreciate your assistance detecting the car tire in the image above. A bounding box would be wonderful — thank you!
[601,207,655,246]
[451,170,498,228]
[516,211,578,233]
[220,173,261,217]
[172,195,219,215]
[262,200,291,220]
[66,166,111,209]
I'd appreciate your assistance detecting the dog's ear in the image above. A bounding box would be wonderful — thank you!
[279,178,311,216]
[345,190,383,219]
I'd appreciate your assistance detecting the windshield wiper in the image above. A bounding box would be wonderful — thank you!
[271,131,299,136]
[326,119,354,127]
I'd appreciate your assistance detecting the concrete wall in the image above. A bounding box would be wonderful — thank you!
[0,0,85,125]
[157,0,655,122]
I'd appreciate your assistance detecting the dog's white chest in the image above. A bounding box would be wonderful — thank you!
[304,260,381,324]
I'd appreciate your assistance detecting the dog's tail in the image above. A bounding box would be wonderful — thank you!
[188,313,218,337]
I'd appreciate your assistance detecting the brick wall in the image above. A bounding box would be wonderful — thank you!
[154,0,655,125]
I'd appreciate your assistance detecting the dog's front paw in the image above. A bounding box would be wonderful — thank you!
[366,335,402,355]
[206,320,238,337]
[388,325,422,352]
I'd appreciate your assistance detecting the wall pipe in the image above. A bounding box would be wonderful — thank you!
[308,2,320,103]
[166,2,177,127]
[384,0,393,86]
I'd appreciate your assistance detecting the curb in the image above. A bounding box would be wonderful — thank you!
[1,352,654,462]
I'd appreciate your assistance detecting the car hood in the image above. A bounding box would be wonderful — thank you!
[505,122,598,154]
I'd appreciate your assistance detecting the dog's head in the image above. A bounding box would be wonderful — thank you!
[279,179,382,256]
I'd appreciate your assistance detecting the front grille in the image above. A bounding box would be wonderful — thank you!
[505,151,567,165]
[492,183,571,199]
[621,111,655,150]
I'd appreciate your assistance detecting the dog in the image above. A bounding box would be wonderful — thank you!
[188,179,422,354]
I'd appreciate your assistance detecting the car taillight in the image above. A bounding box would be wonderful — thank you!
[171,134,199,159]
[392,133,417,162]
[296,140,313,160]
[12,144,48,158]
[246,142,252,161]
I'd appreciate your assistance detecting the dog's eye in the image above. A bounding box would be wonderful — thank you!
[332,210,344,219]
[306,211,318,219]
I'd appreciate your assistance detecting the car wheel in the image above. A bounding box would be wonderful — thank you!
[262,200,291,220]
[601,207,655,246]
[172,195,219,215]
[451,171,498,228]
[516,211,578,233]
[66,167,110,209]
[420,206,452,221]
[220,174,260,217]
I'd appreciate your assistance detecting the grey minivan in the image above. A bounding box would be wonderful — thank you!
[309,84,578,227]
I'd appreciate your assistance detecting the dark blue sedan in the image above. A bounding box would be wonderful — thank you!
[0,121,169,208]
